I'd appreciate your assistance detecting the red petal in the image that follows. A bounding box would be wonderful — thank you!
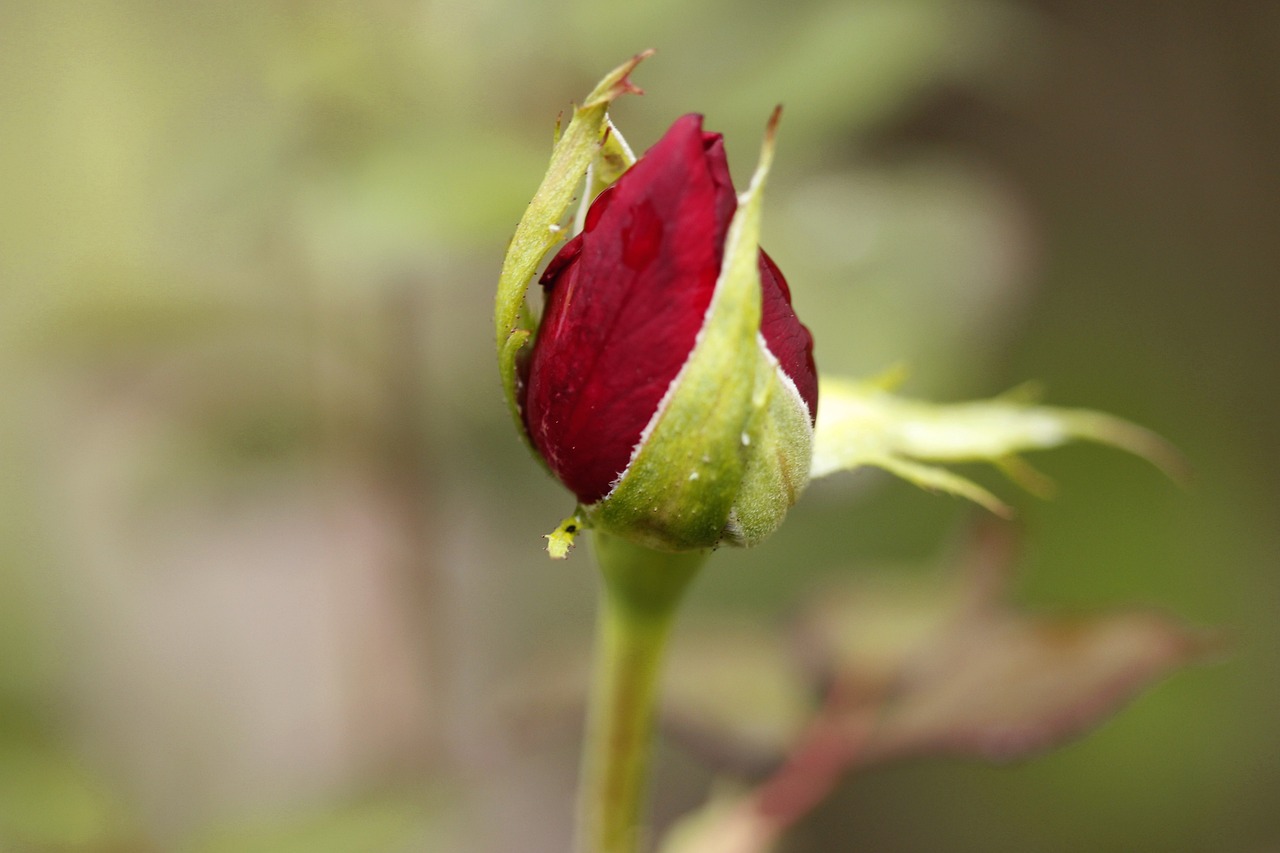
[759,250,818,422]
[524,114,733,503]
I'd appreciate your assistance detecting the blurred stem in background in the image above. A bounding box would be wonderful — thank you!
[378,280,452,765]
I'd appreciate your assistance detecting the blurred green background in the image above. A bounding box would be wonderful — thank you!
[2,1,1277,851]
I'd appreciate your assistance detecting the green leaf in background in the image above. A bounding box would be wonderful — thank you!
[810,373,1186,515]
[0,740,133,850]
[182,790,461,853]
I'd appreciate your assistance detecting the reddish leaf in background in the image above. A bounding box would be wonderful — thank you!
[852,609,1215,765]
[656,524,1219,853]
[799,525,1220,767]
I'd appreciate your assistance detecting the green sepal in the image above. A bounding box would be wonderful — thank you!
[495,51,652,454]
[810,375,1185,513]
[573,118,638,234]
[722,348,814,546]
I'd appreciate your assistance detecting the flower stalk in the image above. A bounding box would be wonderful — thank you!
[576,532,708,853]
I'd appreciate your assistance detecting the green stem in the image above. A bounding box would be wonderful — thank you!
[576,531,709,853]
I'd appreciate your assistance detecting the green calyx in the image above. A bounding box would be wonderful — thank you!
[722,349,815,547]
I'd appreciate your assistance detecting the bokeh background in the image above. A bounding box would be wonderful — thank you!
[2,1,1277,851]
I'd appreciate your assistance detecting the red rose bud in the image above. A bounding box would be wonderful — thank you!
[521,113,818,551]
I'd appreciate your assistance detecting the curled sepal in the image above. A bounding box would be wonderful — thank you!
[810,375,1185,513]
[495,51,652,449]
[545,511,586,560]
[590,109,797,551]
[594,118,638,189]
[573,117,638,235]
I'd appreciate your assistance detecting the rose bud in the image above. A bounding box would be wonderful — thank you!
[519,112,818,552]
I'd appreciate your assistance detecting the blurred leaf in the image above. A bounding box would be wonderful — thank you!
[777,156,1035,392]
[792,553,985,703]
[658,527,1216,852]
[721,0,1035,139]
[810,375,1186,514]
[798,524,1218,766]
[658,786,778,853]
[0,740,132,849]
[508,619,813,777]
[857,608,1218,764]
[661,624,815,775]
[182,791,459,853]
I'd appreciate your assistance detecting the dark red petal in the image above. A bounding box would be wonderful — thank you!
[700,133,736,227]
[537,186,616,291]
[524,114,736,503]
[759,250,818,422]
